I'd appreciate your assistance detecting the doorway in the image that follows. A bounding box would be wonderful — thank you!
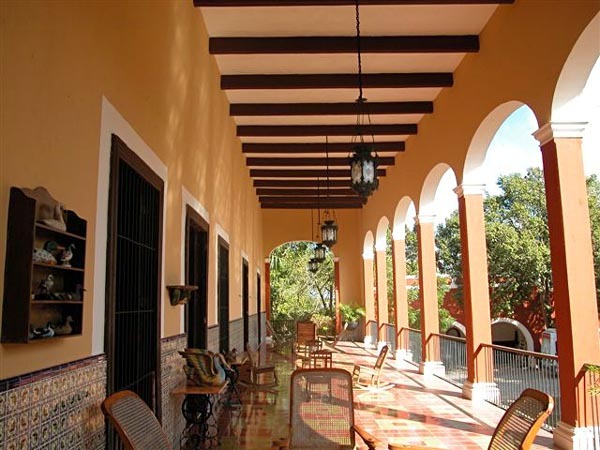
[242,259,249,347]
[185,206,209,349]
[218,237,230,352]
[256,273,261,345]
[105,134,163,445]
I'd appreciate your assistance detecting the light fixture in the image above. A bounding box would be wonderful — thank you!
[321,137,338,247]
[349,0,379,198]
[308,257,319,273]
[314,243,327,263]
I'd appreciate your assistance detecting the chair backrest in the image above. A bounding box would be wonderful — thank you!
[246,342,258,367]
[289,368,356,449]
[374,345,389,371]
[296,321,316,345]
[101,390,173,450]
[488,388,554,450]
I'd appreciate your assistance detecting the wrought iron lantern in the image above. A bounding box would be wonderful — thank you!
[350,143,379,197]
[307,257,319,273]
[321,218,338,248]
[349,0,379,198]
[314,242,327,263]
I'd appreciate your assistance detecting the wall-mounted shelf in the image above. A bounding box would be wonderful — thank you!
[2,187,87,343]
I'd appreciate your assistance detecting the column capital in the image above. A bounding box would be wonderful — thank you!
[264,258,271,264]
[362,249,374,260]
[416,214,436,225]
[454,184,486,198]
[333,257,340,263]
[375,242,387,252]
[533,122,588,146]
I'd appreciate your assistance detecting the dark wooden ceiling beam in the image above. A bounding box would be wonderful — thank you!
[196,1,514,6]
[254,179,353,187]
[222,73,452,90]
[210,36,479,55]
[260,195,364,203]
[256,188,358,196]
[261,202,363,210]
[238,124,416,137]
[246,156,394,166]
[231,102,432,116]
[250,168,386,177]
[243,141,405,153]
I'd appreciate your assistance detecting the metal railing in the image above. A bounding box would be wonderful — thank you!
[379,323,396,352]
[583,364,600,449]
[397,327,422,365]
[435,333,467,387]
[481,344,560,429]
[365,320,378,346]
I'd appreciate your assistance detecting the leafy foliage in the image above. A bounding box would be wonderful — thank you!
[435,168,600,326]
[269,241,335,322]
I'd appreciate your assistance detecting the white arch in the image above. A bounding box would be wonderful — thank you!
[363,231,374,260]
[491,318,535,352]
[552,12,600,123]
[463,101,528,185]
[392,196,415,240]
[419,163,457,217]
[375,216,390,251]
[446,321,466,338]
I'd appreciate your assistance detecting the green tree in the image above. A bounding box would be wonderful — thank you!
[269,241,335,321]
[436,168,600,326]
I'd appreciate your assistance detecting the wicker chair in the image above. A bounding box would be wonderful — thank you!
[388,388,554,450]
[273,368,382,450]
[101,390,173,450]
[352,345,391,390]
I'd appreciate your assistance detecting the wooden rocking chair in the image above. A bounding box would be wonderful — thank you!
[245,342,278,388]
[352,345,392,390]
[388,388,554,450]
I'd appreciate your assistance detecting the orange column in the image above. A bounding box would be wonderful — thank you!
[375,245,389,334]
[416,215,444,376]
[535,124,600,448]
[334,258,342,334]
[363,248,377,348]
[392,231,410,360]
[264,259,271,321]
[455,185,497,402]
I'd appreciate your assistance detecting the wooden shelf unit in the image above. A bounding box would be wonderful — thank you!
[2,187,87,343]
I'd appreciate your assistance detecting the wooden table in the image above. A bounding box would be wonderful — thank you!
[172,382,229,449]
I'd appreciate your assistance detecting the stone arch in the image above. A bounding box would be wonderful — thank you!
[491,317,534,352]
[392,196,416,240]
[462,101,533,185]
[363,231,374,259]
[552,12,600,123]
[419,163,457,217]
[446,321,466,338]
[375,216,390,252]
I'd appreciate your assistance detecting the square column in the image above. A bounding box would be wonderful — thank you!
[362,248,377,349]
[375,246,389,328]
[417,215,445,377]
[334,258,342,334]
[392,230,411,361]
[455,185,498,403]
[535,123,600,450]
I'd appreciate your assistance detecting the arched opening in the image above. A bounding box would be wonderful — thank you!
[268,241,336,346]
[491,318,534,352]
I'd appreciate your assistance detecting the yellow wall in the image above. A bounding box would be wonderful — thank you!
[262,209,364,308]
[0,2,263,379]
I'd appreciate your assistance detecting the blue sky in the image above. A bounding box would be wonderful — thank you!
[433,58,600,225]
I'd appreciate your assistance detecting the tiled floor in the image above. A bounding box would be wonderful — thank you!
[218,341,555,449]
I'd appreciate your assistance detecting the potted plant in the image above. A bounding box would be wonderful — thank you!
[339,303,365,330]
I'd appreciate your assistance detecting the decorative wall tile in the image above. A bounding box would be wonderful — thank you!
[0,355,106,450]
[160,334,187,450]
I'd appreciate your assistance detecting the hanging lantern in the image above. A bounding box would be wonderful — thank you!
[321,219,338,248]
[314,242,327,263]
[350,144,379,197]
[307,257,319,273]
